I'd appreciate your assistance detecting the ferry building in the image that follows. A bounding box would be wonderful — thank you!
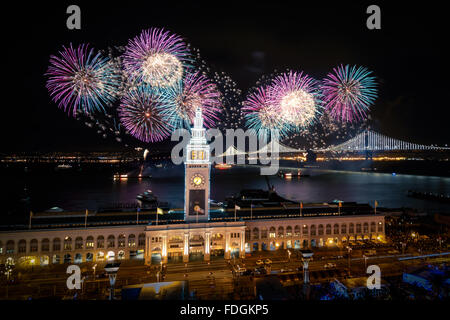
[0,108,385,267]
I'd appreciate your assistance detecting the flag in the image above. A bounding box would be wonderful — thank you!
[338,202,342,207]
[157,207,164,215]
[374,200,378,208]
[235,205,241,210]
[30,211,33,218]
[85,209,88,216]
[137,207,141,212]
[300,202,303,209]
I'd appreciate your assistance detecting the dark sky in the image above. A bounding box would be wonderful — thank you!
[2,1,449,152]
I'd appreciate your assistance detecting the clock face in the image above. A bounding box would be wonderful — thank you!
[191,174,205,187]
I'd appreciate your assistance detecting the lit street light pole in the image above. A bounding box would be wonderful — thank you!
[104,262,120,300]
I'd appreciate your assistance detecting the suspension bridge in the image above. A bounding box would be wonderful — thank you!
[216,130,449,157]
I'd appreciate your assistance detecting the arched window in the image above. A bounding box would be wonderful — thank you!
[370,222,376,232]
[261,228,268,239]
[378,222,383,232]
[0,240,3,255]
[294,225,301,236]
[333,224,339,235]
[356,224,362,233]
[278,226,284,238]
[30,239,38,252]
[75,237,83,249]
[349,223,354,234]
[302,225,308,236]
[318,225,324,235]
[363,223,369,233]
[118,250,125,260]
[41,239,50,252]
[64,237,72,251]
[18,239,27,253]
[269,227,276,238]
[52,254,60,264]
[97,252,105,261]
[118,234,126,248]
[107,235,115,248]
[326,224,332,235]
[286,226,292,237]
[341,224,347,234]
[86,253,93,262]
[86,236,94,249]
[64,254,72,263]
[310,225,316,236]
[128,234,136,247]
[245,229,251,241]
[53,238,61,251]
[138,233,146,247]
[252,228,259,240]
[97,236,105,248]
[6,240,15,254]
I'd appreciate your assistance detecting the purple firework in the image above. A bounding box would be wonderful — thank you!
[46,43,122,117]
[119,86,172,143]
[321,64,377,122]
[269,71,322,128]
[163,72,222,129]
[242,86,289,138]
[122,28,191,88]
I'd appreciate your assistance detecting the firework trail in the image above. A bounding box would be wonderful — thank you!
[321,64,377,122]
[161,71,222,129]
[122,28,192,88]
[46,43,122,116]
[118,86,172,143]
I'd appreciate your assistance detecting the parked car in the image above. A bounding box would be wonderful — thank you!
[264,258,272,264]
[324,263,336,269]
[256,259,264,265]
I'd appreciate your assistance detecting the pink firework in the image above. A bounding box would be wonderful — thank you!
[122,28,191,87]
[118,86,172,143]
[163,72,222,129]
[269,71,322,128]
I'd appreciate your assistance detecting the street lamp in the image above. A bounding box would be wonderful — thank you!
[92,263,97,279]
[287,249,291,262]
[104,262,120,300]
[300,250,314,284]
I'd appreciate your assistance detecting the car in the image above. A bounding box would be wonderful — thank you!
[337,255,344,259]
[264,259,272,264]
[256,259,264,265]
[324,263,336,269]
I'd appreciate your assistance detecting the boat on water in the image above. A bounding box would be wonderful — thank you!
[137,190,158,203]
[278,170,310,179]
[214,163,232,170]
[56,164,72,170]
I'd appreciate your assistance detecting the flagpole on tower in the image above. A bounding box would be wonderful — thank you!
[85,209,88,228]
[29,211,33,230]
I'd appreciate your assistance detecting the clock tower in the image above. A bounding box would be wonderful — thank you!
[184,107,210,222]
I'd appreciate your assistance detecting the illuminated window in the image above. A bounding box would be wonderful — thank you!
[199,151,204,160]
[191,151,197,160]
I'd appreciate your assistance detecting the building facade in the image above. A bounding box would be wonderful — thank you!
[0,108,385,267]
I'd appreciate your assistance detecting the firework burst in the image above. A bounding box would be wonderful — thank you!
[269,71,322,128]
[321,64,377,122]
[161,71,222,129]
[46,43,122,116]
[243,86,290,138]
[122,28,191,88]
[118,86,172,143]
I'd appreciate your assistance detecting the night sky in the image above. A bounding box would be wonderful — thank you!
[3,1,448,152]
